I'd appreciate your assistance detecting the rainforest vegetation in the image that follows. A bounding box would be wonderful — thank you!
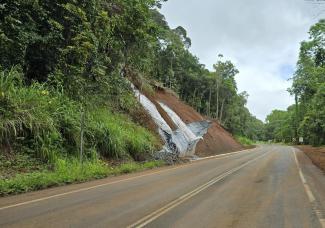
[265,19,325,146]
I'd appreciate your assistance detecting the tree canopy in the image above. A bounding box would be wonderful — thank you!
[266,19,325,145]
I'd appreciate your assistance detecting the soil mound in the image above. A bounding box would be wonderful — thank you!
[296,146,325,172]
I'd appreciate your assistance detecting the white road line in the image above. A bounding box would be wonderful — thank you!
[193,147,257,161]
[292,148,325,228]
[0,148,259,211]
[128,151,270,228]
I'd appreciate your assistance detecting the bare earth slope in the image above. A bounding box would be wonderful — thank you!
[155,88,244,156]
[296,145,325,172]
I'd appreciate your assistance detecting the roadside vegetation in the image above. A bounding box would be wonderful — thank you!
[235,136,255,147]
[0,0,268,195]
[0,66,162,195]
[0,159,164,196]
[265,20,325,146]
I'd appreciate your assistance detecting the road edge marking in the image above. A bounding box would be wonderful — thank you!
[292,147,325,228]
[0,148,258,211]
[193,146,258,162]
[128,151,270,228]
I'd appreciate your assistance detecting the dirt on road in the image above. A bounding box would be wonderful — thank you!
[297,145,325,172]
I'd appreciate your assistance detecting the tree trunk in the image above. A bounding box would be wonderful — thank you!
[200,90,207,113]
[216,82,219,119]
[192,88,197,110]
[219,99,225,124]
[208,87,212,117]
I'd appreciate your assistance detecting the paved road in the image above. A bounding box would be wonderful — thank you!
[0,145,324,228]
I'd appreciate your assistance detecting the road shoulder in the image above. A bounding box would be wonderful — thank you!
[295,148,325,227]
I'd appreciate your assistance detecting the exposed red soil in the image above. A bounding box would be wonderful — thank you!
[143,92,177,131]
[155,87,244,157]
[296,146,325,172]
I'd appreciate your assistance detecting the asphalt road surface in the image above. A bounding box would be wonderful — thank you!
[0,145,324,228]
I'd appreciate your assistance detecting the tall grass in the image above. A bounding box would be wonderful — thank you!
[0,67,161,163]
[87,108,160,160]
[235,135,255,146]
[0,67,75,162]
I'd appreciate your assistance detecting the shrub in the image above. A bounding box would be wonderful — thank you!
[0,67,80,162]
[87,108,161,160]
[0,67,161,163]
[235,135,255,146]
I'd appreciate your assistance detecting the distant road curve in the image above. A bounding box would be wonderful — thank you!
[0,145,324,228]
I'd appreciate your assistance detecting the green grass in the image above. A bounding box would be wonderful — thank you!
[0,66,164,197]
[0,67,161,163]
[87,108,161,160]
[0,68,164,196]
[0,159,165,196]
[235,135,255,146]
[0,66,82,162]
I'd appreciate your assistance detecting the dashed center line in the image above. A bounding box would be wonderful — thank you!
[128,151,270,228]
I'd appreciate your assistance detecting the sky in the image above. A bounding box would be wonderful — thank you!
[160,0,324,121]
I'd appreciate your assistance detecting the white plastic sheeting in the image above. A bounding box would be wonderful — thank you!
[132,85,172,136]
[131,84,211,157]
[159,102,199,141]
[159,102,202,156]
[187,121,211,138]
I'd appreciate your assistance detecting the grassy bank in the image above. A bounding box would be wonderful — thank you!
[0,67,165,196]
[0,158,164,196]
[235,136,255,147]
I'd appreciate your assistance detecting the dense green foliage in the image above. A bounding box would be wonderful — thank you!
[265,108,296,143]
[0,0,166,164]
[0,67,160,162]
[266,20,325,145]
[234,135,255,147]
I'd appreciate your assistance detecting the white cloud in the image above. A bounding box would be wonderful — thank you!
[236,67,294,120]
[160,0,322,120]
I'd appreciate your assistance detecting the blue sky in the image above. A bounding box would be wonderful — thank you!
[279,64,295,80]
[160,0,322,121]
